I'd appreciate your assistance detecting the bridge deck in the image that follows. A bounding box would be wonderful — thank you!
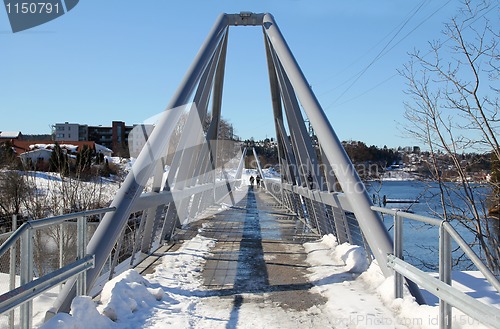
[205,187,324,308]
[169,186,325,310]
[131,187,409,328]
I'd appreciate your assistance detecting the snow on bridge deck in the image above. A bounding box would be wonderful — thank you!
[41,186,495,329]
[132,186,404,328]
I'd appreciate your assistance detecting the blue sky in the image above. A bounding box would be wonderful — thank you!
[0,0,474,148]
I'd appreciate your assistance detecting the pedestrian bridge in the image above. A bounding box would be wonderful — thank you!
[0,12,498,329]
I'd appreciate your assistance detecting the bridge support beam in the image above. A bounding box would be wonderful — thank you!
[50,14,231,315]
[262,13,394,275]
[262,13,425,304]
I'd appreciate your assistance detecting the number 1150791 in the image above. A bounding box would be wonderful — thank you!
[5,2,60,14]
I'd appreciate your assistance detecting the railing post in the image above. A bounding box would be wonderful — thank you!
[394,212,404,299]
[59,222,65,269]
[439,222,452,329]
[76,216,87,296]
[9,215,17,329]
[20,223,33,329]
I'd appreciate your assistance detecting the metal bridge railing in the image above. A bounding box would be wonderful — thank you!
[264,179,371,253]
[0,207,115,329]
[372,206,500,329]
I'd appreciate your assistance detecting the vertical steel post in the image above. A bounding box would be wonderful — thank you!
[76,216,87,296]
[9,214,17,329]
[320,144,338,192]
[51,14,229,315]
[172,107,208,225]
[263,26,288,201]
[252,147,265,188]
[20,225,33,329]
[235,147,247,185]
[59,222,64,269]
[108,226,127,281]
[272,53,318,187]
[394,212,403,299]
[141,160,166,254]
[133,211,148,263]
[276,120,299,185]
[439,223,452,329]
[162,31,228,238]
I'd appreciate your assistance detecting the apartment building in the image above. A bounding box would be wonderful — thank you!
[53,121,152,156]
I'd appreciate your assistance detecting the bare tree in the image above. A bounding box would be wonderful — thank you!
[0,170,29,232]
[400,0,499,273]
[20,158,116,275]
[0,171,30,223]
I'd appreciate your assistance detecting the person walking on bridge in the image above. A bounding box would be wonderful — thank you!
[256,174,262,187]
[249,175,255,186]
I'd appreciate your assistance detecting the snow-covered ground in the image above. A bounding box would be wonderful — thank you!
[39,233,499,329]
[0,164,123,220]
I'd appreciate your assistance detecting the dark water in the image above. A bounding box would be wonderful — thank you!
[365,180,493,271]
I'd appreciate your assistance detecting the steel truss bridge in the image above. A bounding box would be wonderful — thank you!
[0,12,498,329]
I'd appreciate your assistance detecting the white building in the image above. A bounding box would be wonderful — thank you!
[19,148,53,169]
[127,124,155,158]
[54,122,80,141]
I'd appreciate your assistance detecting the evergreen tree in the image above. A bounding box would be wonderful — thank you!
[100,158,111,177]
[49,142,69,175]
[0,141,16,168]
[76,145,93,175]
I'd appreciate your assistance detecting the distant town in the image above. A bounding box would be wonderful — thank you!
[0,120,494,183]
[244,138,492,183]
[0,121,154,172]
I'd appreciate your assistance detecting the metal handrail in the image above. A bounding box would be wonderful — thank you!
[0,207,116,258]
[442,221,500,293]
[387,255,500,329]
[372,205,500,329]
[371,206,442,226]
[371,205,500,294]
[0,255,95,315]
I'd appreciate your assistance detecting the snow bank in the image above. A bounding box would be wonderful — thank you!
[99,270,165,321]
[334,242,370,273]
[39,234,216,329]
[360,262,500,329]
[41,297,116,329]
[304,235,400,328]
[304,234,369,274]
[357,262,440,327]
[40,270,164,328]
[306,235,499,329]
